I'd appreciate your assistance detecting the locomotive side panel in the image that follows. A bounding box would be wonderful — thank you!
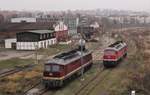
[116,48,124,60]
[65,59,81,78]
[65,53,93,78]
[43,51,93,88]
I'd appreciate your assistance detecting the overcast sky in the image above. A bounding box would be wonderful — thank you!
[0,0,150,12]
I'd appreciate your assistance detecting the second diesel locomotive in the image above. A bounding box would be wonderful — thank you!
[43,48,92,88]
[103,41,127,67]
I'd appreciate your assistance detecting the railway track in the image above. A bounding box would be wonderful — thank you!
[0,69,21,78]
[85,70,112,95]
[23,80,56,95]
[23,82,49,95]
[74,68,106,95]
[39,89,48,95]
[74,67,114,95]
[73,41,113,95]
[23,81,41,95]
[0,64,35,78]
[76,60,127,95]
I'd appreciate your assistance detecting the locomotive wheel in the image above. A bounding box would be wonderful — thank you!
[45,83,49,88]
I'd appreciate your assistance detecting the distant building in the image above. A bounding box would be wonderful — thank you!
[63,17,79,30]
[108,15,150,24]
[145,16,150,24]
[0,21,56,39]
[5,38,16,49]
[16,30,56,50]
[77,25,95,39]
[77,22,100,39]
[108,16,124,24]
[68,29,77,36]
[36,18,59,23]
[11,17,37,23]
[0,14,4,24]
[54,21,70,43]
[90,22,100,28]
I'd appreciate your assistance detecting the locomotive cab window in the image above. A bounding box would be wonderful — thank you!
[52,65,60,72]
[45,65,51,72]
[44,64,60,72]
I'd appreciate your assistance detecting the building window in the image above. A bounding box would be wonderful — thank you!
[49,41,51,45]
[47,34,49,38]
[43,34,46,39]
[41,42,43,48]
[49,33,51,38]
[52,65,60,72]
[51,40,53,44]
[40,35,42,39]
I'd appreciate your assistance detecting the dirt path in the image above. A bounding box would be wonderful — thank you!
[0,50,33,61]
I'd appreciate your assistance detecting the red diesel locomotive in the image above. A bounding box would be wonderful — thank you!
[103,41,127,67]
[43,48,92,87]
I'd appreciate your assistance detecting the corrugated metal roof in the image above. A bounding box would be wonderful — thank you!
[29,30,54,34]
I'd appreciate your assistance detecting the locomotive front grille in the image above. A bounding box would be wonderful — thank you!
[43,79,63,87]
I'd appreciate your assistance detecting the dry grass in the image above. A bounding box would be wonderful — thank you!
[0,64,42,95]
[0,82,21,94]
[119,29,150,95]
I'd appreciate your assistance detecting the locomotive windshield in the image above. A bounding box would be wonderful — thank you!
[52,65,60,72]
[45,65,51,72]
[45,65,60,72]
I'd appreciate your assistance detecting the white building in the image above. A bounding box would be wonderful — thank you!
[16,30,57,50]
[145,16,150,24]
[11,17,37,23]
[5,38,16,49]
[90,22,100,28]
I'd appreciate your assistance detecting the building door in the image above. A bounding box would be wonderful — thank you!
[11,43,16,49]
[44,41,46,48]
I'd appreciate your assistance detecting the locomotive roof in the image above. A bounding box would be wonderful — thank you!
[105,41,127,51]
[46,49,92,65]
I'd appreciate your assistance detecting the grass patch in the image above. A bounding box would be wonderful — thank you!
[0,64,43,95]
[38,44,70,56]
[0,58,33,69]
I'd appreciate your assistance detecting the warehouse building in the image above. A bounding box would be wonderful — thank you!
[16,30,56,50]
[11,17,37,23]
[5,38,16,49]
[77,21,100,39]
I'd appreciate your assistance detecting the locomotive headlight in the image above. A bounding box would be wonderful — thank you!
[49,73,53,76]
